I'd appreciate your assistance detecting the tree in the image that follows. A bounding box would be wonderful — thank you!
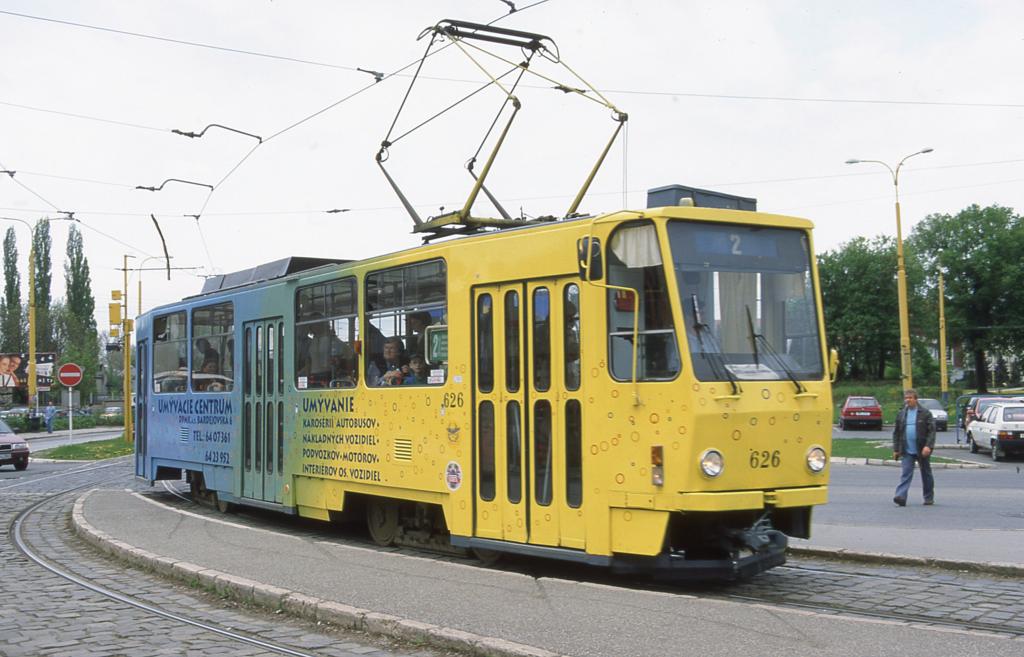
[60,225,100,397]
[32,219,55,352]
[908,204,1024,393]
[819,236,900,379]
[1,227,24,353]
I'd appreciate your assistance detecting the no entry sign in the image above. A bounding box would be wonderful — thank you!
[57,363,84,387]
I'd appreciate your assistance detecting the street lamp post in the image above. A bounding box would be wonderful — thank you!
[845,147,934,392]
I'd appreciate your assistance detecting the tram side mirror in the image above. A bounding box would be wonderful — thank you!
[425,325,448,366]
[828,348,840,383]
[577,237,603,281]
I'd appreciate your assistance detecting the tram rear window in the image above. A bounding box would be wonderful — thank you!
[153,311,187,393]
[365,260,447,387]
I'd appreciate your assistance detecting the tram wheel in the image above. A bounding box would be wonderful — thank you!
[366,498,400,546]
[471,547,503,566]
[215,495,236,513]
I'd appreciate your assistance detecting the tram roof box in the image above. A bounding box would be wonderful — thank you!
[647,184,757,211]
[199,257,347,296]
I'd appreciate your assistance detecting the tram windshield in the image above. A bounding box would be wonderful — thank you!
[668,221,823,382]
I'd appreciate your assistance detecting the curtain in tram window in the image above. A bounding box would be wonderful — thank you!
[761,273,805,351]
[719,272,757,353]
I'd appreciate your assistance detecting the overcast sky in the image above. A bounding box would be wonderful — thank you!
[1,1,1022,335]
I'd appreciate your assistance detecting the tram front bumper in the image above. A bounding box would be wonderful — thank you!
[611,529,788,581]
[669,486,828,512]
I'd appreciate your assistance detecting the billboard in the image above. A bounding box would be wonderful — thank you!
[0,352,56,391]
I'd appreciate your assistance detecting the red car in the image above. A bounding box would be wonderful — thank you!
[0,419,29,470]
[839,396,884,430]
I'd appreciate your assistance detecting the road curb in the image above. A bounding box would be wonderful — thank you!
[788,544,1024,578]
[830,456,990,469]
[71,491,565,657]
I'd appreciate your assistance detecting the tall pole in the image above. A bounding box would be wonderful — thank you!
[123,255,134,443]
[938,272,948,403]
[845,148,933,393]
[893,184,913,391]
[28,241,36,411]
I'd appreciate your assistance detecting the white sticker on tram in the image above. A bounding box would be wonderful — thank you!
[130,492,302,541]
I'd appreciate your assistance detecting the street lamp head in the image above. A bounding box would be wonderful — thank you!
[919,147,934,154]
[845,158,860,165]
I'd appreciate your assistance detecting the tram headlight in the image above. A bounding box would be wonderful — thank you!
[699,449,724,478]
[806,446,827,473]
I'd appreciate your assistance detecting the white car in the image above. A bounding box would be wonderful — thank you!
[966,403,1024,461]
[917,398,948,432]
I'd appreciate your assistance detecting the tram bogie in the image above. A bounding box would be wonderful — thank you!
[134,206,832,579]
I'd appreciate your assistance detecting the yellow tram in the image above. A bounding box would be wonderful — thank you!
[135,20,834,579]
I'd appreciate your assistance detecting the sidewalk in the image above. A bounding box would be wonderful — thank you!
[73,475,1024,657]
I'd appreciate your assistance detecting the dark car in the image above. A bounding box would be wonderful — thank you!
[0,418,29,470]
[840,396,884,430]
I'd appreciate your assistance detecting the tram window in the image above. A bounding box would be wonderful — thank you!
[191,302,233,393]
[255,400,263,472]
[266,324,275,396]
[266,402,274,474]
[533,288,551,392]
[607,223,680,381]
[565,400,583,508]
[256,327,263,393]
[534,400,553,506]
[153,311,187,393]
[278,323,284,394]
[564,285,581,391]
[244,401,252,470]
[277,401,284,475]
[244,328,251,396]
[479,401,495,501]
[506,400,522,504]
[295,278,358,390]
[477,295,494,393]
[365,260,447,387]
[505,291,521,393]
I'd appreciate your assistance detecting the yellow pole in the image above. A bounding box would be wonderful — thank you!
[123,255,133,443]
[894,196,913,391]
[938,272,948,402]
[28,239,36,410]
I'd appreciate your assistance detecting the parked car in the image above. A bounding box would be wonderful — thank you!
[965,396,1024,428]
[99,406,123,419]
[0,418,29,470]
[965,402,1024,461]
[839,396,884,430]
[917,398,949,431]
[0,406,30,419]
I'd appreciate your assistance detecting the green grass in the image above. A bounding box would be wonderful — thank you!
[34,436,132,460]
[831,438,958,463]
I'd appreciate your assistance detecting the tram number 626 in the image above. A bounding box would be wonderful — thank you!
[749,449,781,469]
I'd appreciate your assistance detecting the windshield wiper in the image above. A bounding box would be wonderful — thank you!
[691,295,741,395]
[744,308,806,394]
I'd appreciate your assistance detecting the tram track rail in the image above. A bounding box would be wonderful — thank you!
[7,461,341,657]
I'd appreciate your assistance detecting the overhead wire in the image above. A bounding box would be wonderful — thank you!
[0,99,170,132]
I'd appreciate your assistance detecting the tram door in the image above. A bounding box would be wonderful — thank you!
[474,279,584,548]
[135,340,148,477]
[241,319,285,504]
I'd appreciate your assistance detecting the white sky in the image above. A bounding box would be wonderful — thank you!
[1,1,1022,334]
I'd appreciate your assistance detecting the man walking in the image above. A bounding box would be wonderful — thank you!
[892,388,936,506]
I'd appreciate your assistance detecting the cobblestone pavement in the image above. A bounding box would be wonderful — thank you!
[712,557,1024,635]
[0,460,449,657]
